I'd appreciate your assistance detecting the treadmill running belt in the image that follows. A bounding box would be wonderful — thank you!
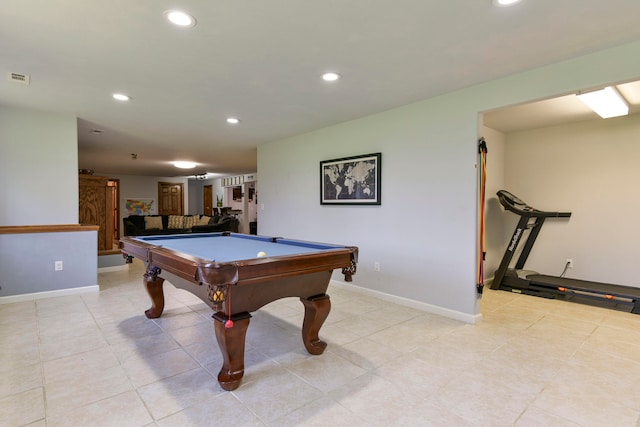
[528,274,640,298]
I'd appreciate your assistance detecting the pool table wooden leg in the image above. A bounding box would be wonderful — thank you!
[213,314,250,391]
[143,266,165,319]
[300,294,331,355]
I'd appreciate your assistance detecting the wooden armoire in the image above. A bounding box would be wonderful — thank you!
[79,174,115,252]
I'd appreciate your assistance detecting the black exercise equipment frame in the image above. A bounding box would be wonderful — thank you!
[491,190,640,314]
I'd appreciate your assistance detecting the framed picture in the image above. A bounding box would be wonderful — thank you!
[125,198,156,215]
[232,186,242,201]
[320,152,381,205]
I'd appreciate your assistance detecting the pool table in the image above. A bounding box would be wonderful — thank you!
[119,232,358,390]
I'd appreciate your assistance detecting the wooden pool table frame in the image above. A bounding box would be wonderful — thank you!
[119,232,358,390]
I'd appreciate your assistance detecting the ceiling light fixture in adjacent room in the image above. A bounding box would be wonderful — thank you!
[164,10,197,27]
[113,93,130,101]
[492,0,523,6]
[322,72,341,82]
[576,86,629,119]
[226,117,240,124]
[173,161,197,169]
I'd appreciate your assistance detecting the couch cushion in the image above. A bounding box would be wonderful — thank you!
[144,216,163,230]
[183,215,198,229]
[126,215,146,229]
[197,215,211,225]
[167,215,184,229]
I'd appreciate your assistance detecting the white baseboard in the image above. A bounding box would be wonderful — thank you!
[98,265,129,273]
[0,285,99,305]
[330,280,482,324]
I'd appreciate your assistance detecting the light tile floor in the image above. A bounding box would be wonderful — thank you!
[2,260,640,426]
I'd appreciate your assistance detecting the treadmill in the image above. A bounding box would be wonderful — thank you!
[491,190,640,314]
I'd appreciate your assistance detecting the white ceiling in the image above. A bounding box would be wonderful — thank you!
[2,0,640,177]
[483,80,640,133]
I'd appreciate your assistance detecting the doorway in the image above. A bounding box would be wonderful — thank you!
[203,185,213,216]
[158,182,184,215]
[108,179,120,243]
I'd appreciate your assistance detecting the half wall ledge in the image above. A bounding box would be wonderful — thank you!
[0,224,99,234]
[0,224,100,301]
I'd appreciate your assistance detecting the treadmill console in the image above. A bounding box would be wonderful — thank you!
[496,190,571,218]
[497,190,529,211]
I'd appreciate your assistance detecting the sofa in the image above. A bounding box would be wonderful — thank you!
[123,214,239,236]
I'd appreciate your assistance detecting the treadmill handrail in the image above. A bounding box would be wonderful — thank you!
[497,190,571,218]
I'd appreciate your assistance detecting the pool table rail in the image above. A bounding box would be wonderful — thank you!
[120,237,357,288]
[198,247,357,286]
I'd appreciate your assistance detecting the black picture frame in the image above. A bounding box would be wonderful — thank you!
[320,152,381,205]
[232,186,242,201]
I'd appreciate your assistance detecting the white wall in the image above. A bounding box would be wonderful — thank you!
[499,114,640,287]
[0,105,78,225]
[0,231,97,298]
[257,39,640,321]
[0,105,97,298]
[259,96,481,321]
[188,180,202,214]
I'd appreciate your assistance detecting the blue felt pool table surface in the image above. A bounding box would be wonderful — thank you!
[133,233,346,263]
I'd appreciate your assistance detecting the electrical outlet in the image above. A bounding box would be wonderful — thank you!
[566,259,573,268]
[374,262,380,272]
[55,261,63,271]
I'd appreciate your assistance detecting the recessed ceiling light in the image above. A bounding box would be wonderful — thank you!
[164,10,197,27]
[173,161,197,169]
[492,0,522,6]
[226,117,240,124]
[112,93,130,101]
[322,72,341,82]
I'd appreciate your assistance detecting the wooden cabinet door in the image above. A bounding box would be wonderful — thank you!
[158,182,183,215]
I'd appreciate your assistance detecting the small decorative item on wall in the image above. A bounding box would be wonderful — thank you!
[232,186,242,201]
[216,195,223,207]
[320,152,381,205]
[125,198,155,215]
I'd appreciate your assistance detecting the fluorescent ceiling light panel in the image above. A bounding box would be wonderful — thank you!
[577,86,629,119]
[112,93,130,101]
[173,161,197,169]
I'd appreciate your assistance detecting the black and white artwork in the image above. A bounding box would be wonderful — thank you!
[320,153,381,205]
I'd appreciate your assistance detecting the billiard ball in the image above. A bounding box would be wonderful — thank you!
[257,251,267,257]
